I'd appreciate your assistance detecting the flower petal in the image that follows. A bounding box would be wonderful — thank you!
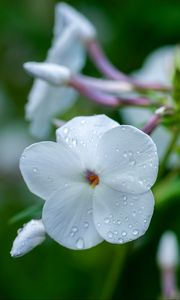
[54,3,96,42]
[10,219,46,258]
[20,141,83,200]
[26,26,85,138]
[26,80,77,138]
[49,25,86,73]
[96,125,158,193]
[93,184,154,244]
[56,115,119,169]
[42,183,103,250]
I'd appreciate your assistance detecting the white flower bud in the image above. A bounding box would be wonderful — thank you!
[23,62,71,86]
[157,231,179,269]
[56,3,96,42]
[10,219,46,258]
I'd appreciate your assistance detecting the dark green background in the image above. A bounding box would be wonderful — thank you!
[0,0,180,299]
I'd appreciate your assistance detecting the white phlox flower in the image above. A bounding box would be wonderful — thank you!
[25,6,86,138]
[20,115,158,250]
[157,231,179,269]
[122,46,180,166]
[10,219,46,257]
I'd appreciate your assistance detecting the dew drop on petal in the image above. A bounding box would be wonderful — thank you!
[72,226,78,233]
[133,229,139,236]
[76,237,85,249]
[84,222,89,228]
[104,217,110,224]
[107,231,113,239]
[123,151,128,158]
[118,238,124,244]
[122,231,127,237]
[63,127,68,134]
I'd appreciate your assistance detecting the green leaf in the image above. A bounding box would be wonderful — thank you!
[9,203,43,225]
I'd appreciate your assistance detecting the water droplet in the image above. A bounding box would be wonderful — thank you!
[125,217,129,221]
[109,214,113,218]
[33,168,38,173]
[143,164,146,169]
[107,231,113,239]
[123,151,128,158]
[72,139,77,147]
[128,151,133,156]
[104,217,110,224]
[116,148,120,153]
[76,237,85,249]
[84,222,89,228]
[133,229,139,236]
[118,238,124,244]
[72,226,78,233]
[114,231,118,235]
[129,159,136,166]
[144,219,147,223]
[65,137,69,143]
[128,224,132,229]
[80,120,85,125]
[117,219,121,225]
[21,155,25,160]
[97,223,101,227]
[63,127,68,134]
[137,150,140,155]
[132,211,136,217]
[123,195,127,201]
[122,231,127,237]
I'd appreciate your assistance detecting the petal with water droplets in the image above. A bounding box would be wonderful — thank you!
[96,125,158,193]
[20,141,83,200]
[43,183,103,250]
[56,115,119,169]
[93,184,154,244]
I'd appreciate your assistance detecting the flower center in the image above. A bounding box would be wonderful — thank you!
[86,170,99,188]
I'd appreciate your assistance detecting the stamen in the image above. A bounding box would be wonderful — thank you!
[86,170,100,188]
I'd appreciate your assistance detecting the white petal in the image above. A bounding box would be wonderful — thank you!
[55,3,96,42]
[26,80,77,138]
[24,62,71,85]
[56,115,119,169]
[10,219,46,257]
[49,25,86,73]
[93,184,154,244]
[25,26,85,139]
[134,46,175,85]
[20,141,83,200]
[96,125,158,193]
[42,183,103,250]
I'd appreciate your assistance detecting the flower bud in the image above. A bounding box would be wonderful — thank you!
[10,219,46,257]
[23,62,71,86]
[55,3,96,42]
[157,231,179,269]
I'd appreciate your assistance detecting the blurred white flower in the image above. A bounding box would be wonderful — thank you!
[20,115,158,250]
[10,219,46,257]
[122,46,179,165]
[26,6,86,138]
[54,2,96,42]
[0,122,33,175]
[157,231,179,269]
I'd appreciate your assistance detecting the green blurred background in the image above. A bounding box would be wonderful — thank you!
[0,0,180,299]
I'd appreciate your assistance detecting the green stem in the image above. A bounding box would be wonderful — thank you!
[100,244,130,300]
[158,128,180,178]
